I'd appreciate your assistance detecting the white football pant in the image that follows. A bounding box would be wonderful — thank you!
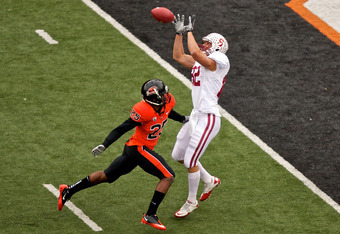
[172,111,221,168]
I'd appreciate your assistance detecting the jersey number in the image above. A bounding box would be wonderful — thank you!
[130,109,141,121]
[147,119,168,140]
[192,66,227,98]
[191,66,201,86]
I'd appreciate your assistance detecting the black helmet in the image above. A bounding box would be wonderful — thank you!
[141,79,169,106]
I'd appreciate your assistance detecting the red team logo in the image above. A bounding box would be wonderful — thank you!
[217,38,224,47]
[191,65,227,98]
[191,66,201,86]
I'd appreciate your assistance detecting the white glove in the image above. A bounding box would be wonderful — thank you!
[173,14,186,35]
[183,116,190,123]
[186,15,196,32]
[92,144,106,157]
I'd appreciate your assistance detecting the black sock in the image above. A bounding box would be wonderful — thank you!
[68,176,93,197]
[146,191,166,215]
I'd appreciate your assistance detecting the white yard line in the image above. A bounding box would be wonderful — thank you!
[82,0,340,215]
[35,29,58,44]
[43,184,103,232]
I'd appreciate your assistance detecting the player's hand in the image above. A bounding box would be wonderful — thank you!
[92,144,106,157]
[173,14,186,35]
[183,116,190,123]
[186,15,196,32]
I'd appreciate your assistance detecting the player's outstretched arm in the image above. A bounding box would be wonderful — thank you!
[172,14,195,69]
[186,15,216,71]
[187,32,216,71]
[169,109,189,123]
[92,118,140,157]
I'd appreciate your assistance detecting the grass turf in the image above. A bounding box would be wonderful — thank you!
[1,0,340,233]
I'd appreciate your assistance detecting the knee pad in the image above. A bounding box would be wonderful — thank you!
[172,147,183,161]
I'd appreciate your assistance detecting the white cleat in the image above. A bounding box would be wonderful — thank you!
[174,200,199,218]
[200,177,221,201]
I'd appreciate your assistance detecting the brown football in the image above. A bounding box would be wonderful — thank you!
[151,7,175,23]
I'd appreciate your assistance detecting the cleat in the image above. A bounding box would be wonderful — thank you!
[58,184,70,211]
[141,214,166,231]
[200,177,221,201]
[174,200,198,218]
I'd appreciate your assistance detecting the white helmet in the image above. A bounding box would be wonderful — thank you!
[202,33,228,55]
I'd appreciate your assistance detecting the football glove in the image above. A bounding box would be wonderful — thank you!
[92,144,106,157]
[173,14,186,35]
[186,15,196,32]
[183,116,190,123]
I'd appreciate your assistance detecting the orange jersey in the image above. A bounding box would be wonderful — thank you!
[126,94,176,150]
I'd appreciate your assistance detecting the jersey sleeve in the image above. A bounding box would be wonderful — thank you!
[102,118,140,148]
[209,52,229,68]
[168,93,176,108]
[169,109,185,123]
[130,102,153,124]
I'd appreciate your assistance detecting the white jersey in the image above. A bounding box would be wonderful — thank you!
[190,51,230,116]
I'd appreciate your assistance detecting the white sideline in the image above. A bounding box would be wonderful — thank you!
[82,0,340,215]
[43,184,103,232]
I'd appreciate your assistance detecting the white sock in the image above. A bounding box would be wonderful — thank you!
[187,171,200,203]
[198,162,212,184]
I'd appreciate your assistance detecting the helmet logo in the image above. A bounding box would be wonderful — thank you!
[218,38,224,47]
[201,33,228,55]
[146,86,158,96]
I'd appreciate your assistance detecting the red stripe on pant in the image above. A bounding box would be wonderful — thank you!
[189,114,215,168]
[137,146,173,177]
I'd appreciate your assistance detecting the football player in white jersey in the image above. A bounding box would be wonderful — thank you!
[172,14,230,218]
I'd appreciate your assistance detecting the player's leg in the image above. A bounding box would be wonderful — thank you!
[58,148,136,211]
[190,115,221,201]
[172,122,191,163]
[58,173,103,211]
[198,161,221,201]
[175,114,221,217]
[174,165,200,218]
[132,145,175,231]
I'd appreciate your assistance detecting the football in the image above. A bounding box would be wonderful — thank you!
[151,7,175,23]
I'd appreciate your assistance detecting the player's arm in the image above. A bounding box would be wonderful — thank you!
[172,14,195,69]
[173,35,195,69]
[92,118,141,157]
[187,32,216,71]
[169,109,189,123]
[102,118,141,148]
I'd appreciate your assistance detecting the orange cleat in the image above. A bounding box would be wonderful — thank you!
[58,184,70,211]
[141,214,166,231]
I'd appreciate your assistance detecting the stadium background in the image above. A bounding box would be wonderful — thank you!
[92,0,340,204]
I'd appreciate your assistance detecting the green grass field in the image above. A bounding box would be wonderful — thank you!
[1,0,340,233]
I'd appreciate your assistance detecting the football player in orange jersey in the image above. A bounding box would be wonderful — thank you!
[58,79,188,231]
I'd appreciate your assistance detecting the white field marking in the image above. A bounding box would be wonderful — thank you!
[82,0,340,215]
[35,29,58,44]
[304,0,340,33]
[43,184,103,232]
